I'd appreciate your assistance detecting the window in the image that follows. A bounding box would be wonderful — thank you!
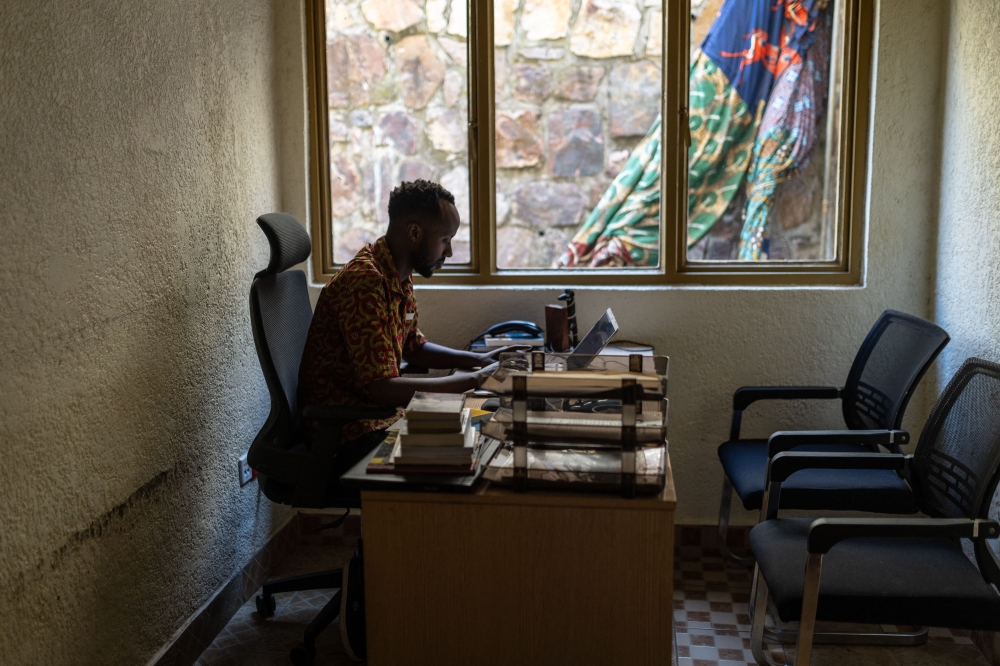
[306,0,872,285]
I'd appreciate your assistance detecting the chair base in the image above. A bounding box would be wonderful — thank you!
[255,570,348,664]
[762,624,928,646]
[289,588,344,665]
[748,574,928,647]
[256,569,343,617]
[750,565,929,666]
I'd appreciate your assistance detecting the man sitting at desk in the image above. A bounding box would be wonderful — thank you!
[298,179,522,459]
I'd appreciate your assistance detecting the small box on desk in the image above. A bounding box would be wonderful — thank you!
[544,303,569,352]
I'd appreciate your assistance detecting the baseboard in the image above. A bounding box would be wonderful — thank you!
[675,524,751,554]
[148,510,361,666]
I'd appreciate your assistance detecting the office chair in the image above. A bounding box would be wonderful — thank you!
[247,213,395,664]
[749,357,1000,666]
[717,310,949,568]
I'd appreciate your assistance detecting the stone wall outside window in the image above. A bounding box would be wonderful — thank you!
[325,0,664,266]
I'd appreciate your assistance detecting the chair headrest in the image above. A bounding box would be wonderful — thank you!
[256,213,311,275]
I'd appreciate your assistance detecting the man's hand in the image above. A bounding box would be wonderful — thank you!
[472,361,500,388]
[402,342,532,372]
[476,344,533,365]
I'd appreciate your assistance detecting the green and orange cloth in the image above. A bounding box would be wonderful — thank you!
[558,0,830,267]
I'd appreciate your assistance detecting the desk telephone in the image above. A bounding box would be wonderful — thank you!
[467,320,543,350]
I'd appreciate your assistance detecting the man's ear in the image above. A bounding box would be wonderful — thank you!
[406,221,423,244]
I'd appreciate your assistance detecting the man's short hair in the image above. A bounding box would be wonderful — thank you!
[388,179,456,226]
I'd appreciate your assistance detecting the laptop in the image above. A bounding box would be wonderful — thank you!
[566,308,619,370]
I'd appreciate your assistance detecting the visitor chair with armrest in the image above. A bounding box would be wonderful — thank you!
[749,357,1000,666]
[247,213,395,665]
[717,310,949,567]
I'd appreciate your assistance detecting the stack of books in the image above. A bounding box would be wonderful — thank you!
[393,392,478,474]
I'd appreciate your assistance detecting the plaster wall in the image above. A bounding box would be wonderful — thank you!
[935,1,1000,377]
[0,1,291,664]
[302,0,947,525]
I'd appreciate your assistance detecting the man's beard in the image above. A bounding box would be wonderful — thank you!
[413,242,444,278]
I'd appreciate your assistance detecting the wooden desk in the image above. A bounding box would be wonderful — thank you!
[361,455,676,666]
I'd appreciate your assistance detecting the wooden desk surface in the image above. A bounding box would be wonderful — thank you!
[361,454,676,666]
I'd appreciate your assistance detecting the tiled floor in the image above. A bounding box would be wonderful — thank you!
[197,528,993,666]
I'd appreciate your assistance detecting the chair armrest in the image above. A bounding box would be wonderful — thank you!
[729,386,841,440]
[807,517,1000,554]
[762,451,910,518]
[768,451,909,484]
[767,429,910,457]
[733,386,842,411]
[302,404,398,420]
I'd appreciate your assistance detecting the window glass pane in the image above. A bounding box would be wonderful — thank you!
[686,0,839,262]
[493,0,663,270]
[325,0,471,265]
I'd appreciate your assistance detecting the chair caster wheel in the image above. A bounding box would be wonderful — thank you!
[256,594,276,617]
[290,644,316,665]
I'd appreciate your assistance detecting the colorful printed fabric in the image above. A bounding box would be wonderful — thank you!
[687,50,760,246]
[559,0,830,266]
[701,0,812,111]
[738,12,830,260]
[298,236,426,441]
[556,117,661,268]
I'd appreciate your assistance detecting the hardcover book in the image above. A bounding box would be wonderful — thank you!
[405,392,466,421]
[365,431,400,473]
[396,423,477,464]
[400,409,471,441]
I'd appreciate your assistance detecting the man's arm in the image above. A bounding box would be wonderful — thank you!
[365,363,496,408]
[403,342,532,370]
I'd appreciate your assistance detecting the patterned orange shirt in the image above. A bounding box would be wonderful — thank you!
[298,237,426,441]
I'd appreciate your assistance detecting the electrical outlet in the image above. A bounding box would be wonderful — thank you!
[238,453,254,486]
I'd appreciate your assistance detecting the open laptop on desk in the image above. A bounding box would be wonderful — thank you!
[566,307,619,369]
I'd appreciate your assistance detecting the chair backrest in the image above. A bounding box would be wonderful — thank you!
[912,358,1000,521]
[841,310,950,431]
[247,213,312,476]
[911,358,1000,585]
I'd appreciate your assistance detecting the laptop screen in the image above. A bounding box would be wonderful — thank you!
[567,308,619,370]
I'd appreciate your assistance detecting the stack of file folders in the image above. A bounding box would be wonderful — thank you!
[479,351,670,496]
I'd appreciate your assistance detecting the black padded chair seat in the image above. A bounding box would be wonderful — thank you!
[718,440,918,513]
[751,518,1000,631]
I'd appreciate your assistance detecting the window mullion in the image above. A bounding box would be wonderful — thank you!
[662,0,687,284]
[469,0,495,277]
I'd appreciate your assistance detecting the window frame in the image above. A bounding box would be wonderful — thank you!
[306,0,873,286]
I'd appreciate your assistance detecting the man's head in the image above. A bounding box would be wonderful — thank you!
[387,179,460,278]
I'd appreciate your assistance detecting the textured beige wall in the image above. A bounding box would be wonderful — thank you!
[0,1,293,664]
[935,1,1000,376]
[406,0,949,525]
